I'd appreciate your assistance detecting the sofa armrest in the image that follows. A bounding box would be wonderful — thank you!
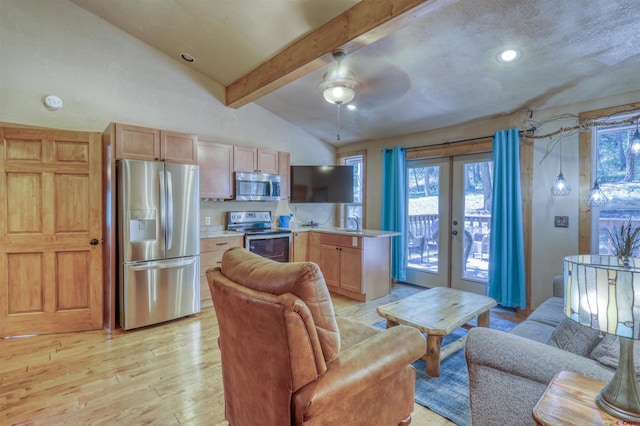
[466,327,612,384]
[293,325,425,418]
[553,274,564,298]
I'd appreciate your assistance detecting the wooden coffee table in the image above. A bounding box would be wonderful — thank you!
[376,287,497,377]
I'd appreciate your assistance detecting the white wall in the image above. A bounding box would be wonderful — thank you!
[338,91,640,309]
[0,0,336,227]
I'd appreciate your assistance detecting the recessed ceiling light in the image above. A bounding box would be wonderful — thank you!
[180,52,195,63]
[497,49,520,63]
[346,104,357,111]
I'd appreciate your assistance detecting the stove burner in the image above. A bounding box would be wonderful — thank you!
[226,210,291,235]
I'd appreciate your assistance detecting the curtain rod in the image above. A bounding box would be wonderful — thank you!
[381,130,528,152]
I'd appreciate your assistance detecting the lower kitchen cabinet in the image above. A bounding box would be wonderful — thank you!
[200,235,243,305]
[308,232,391,301]
[292,231,308,262]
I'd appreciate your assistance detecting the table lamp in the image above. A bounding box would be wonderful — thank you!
[564,255,640,421]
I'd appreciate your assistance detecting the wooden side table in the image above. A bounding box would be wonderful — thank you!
[533,371,619,426]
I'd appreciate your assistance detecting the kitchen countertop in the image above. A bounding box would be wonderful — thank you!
[200,229,244,239]
[199,227,400,239]
[289,226,401,238]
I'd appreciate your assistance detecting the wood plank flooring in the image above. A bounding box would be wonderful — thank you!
[1,283,524,425]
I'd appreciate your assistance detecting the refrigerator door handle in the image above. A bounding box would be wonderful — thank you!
[159,170,167,253]
[166,171,174,250]
[128,257,198,271]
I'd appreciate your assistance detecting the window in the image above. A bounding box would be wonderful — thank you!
[338,151,366,229]
[591,112,640,255]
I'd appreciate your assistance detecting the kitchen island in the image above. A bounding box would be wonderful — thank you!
[291,227,400,301]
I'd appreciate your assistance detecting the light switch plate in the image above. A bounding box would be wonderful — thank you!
[554,216,569,228]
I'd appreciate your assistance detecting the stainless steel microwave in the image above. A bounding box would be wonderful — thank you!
[235,171,281,201]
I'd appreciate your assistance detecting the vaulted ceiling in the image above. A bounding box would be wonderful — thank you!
[71,0,640,145]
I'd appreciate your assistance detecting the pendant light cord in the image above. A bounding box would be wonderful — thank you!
[559,131,563,173]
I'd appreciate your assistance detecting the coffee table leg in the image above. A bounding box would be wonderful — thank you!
[426,334,443,377]
[477,311,490,328]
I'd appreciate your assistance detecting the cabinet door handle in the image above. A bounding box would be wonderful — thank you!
[216,242,228,246]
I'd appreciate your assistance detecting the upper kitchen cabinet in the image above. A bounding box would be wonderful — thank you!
[278,151,290,200]
[233,146,279,174]
[198,141,233,200]
[113,123,159,160]
[109,123,198,164]
[160,130,198,164]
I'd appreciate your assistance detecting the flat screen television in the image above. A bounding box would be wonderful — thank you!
[290,165,354,203]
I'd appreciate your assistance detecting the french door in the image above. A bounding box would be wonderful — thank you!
[405,152,493,295]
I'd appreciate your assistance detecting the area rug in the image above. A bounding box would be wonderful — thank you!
[373,315,516,426]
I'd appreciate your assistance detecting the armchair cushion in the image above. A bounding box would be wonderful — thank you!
[221,247,341,364]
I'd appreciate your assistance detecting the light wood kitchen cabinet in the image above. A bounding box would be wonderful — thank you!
[113,123,159,160]
[308,232,391,301]
[160,130,198,164]
[292,231,308,262]
[200,236,243,304]
[278,151,290,199]
[198,141,233,199]
[110,123,198,164]
[258,149,279,173]
[233,146,279,174]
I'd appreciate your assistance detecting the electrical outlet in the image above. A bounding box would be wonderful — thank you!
[205,216,211,226]
[554,216,569,228]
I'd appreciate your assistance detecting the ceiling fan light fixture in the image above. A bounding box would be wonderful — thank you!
[323,85,355,105]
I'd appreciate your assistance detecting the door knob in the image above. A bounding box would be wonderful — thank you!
[90,239,99,245]
[451,230,458,236]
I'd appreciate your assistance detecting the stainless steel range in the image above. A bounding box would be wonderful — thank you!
[226,211,291,262]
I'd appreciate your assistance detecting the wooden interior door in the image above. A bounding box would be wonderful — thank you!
[0,127,103,337]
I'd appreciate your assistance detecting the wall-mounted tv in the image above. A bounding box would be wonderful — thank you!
[290,165,354,203]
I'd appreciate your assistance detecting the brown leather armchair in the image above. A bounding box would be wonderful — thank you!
[207,247,426,426]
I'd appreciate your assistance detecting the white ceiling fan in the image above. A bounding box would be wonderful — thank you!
[318,50,358,105]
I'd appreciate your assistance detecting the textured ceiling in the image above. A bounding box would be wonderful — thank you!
[71,0,640,145]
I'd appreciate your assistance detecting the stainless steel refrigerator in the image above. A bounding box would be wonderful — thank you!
[117,159,200,330]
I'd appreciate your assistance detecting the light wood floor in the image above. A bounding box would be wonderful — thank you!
[1,283,524,425]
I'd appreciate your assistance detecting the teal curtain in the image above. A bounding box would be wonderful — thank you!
[381,147,407,281]
[488,129,526,309]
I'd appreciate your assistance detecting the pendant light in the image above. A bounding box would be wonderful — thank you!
[584,135,608,207]
[551,132,571,196]
[632,119,640,153]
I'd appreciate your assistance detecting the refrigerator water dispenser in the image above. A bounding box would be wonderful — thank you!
[128,210,157,242]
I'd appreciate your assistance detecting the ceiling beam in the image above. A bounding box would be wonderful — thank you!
[225,0,442,108]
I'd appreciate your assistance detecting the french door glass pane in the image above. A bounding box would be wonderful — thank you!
[407,165,440,272]
[593,117,640,255]
[461,161,492,282]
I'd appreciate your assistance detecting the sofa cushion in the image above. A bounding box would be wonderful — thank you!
[547,317,604,357]
[510,319,556,343]
[525,297,565,328]
[220,247,341,364]
[590,334,640,374]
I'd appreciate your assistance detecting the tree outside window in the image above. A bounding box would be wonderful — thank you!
[594,113,640,255]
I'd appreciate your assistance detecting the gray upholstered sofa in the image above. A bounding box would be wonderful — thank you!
[465,276,619,425]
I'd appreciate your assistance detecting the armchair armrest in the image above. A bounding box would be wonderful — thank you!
[293,325,425,418]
